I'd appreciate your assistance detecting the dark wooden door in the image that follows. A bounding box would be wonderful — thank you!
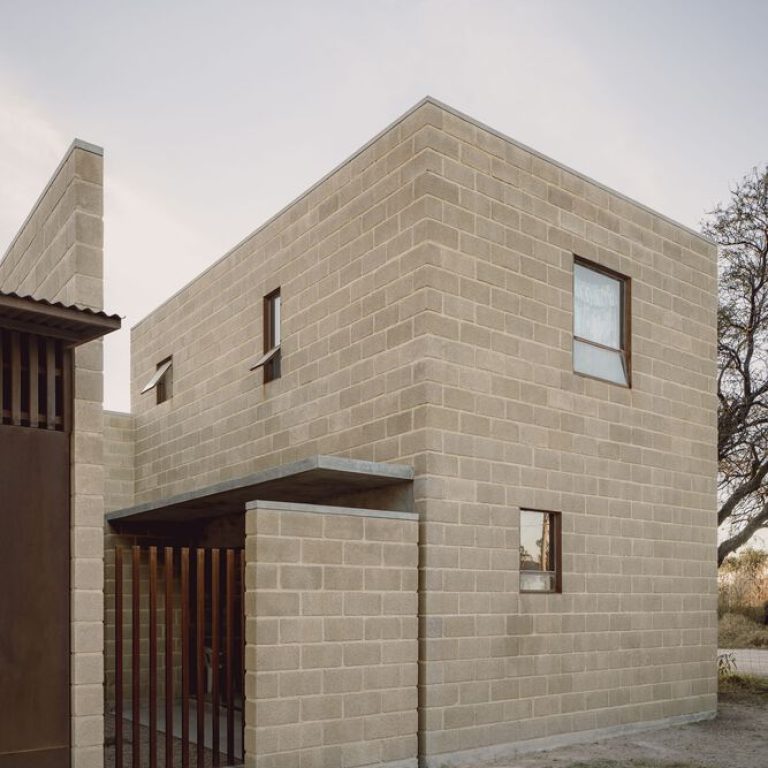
[0,426,70,767]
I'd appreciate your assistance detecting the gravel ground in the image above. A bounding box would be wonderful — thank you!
[104,716,243,768]
[103,692,765,768]
[488,692,766,768]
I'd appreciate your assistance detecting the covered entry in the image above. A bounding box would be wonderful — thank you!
[106,455,414,767]
[112,544,245,767]
[0,292,120,767]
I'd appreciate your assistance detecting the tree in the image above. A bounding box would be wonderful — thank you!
[704,167,768,564]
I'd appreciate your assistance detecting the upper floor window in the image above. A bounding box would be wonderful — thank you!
[141,356,173,404]
[250,288,281,383]
[573,258,630,386]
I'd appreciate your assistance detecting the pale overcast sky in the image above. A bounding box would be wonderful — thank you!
[0,0,766,411]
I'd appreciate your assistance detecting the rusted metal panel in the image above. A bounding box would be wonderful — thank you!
[0,426,70,765]
[0,746,70,767]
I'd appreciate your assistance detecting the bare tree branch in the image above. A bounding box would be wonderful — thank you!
[704,166,768,565]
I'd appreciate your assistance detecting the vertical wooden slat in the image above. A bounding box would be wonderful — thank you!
[181,548,190,768]
[196,549,206,768]
[165,547,174,768]
[149,547,158,768]
[10,331,20,425]
[29,336,38,428]
[46,339,55,430]
[240,549,245,763]
[211,549,220,765]
[61,344,72,433]
[115,547,123,768]
[0,331,4,424]
[132,546,141,768]
[225,549,234,764]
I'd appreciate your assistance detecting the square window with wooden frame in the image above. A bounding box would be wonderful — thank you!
[573,257,630,386]
[140,356,173,405]
[519,509,561,593]
[251,289,281,383]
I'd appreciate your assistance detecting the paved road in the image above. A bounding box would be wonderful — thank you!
[720,647,768,676]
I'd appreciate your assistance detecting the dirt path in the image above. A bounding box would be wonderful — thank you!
[487,693,765,768]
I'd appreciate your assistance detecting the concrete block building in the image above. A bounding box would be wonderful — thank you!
[0,96,717,768]
[103,97,718,768]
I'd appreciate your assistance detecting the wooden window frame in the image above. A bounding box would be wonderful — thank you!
[140,356,173,405]
[263,288,281,384]
[156,356,173,405]
[573,256,631,388]
[519,509,562,594]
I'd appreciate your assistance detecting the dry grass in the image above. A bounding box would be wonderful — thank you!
[565,762,708,768]
[719,612,768,648]
[719,671,768,695]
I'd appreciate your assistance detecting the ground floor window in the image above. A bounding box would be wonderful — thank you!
[519,509,561,593]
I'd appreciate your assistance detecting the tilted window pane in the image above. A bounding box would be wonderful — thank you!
[573,339,627,385]
[520,510,554,572]
[273,294,281,346]
[520,571,557,592]
[574,263,621,349]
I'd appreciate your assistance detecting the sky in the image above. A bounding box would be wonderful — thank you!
[0,0,766,411]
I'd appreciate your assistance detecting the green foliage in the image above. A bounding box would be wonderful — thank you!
[717,651,737,678]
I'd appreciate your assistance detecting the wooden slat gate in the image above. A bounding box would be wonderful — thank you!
[114,546,244,767]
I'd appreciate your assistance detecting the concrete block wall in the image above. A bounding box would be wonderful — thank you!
[0,139,107,768]
[129,103,448,501]
[117,98,718,764]
[246,501,419,768]
[104,411,135,512]
[403,103,717,765]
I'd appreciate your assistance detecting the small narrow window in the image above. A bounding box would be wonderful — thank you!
[141,357,173,404]
[573,258,630,386]
[519,509,561,593]
[251,289,281,382]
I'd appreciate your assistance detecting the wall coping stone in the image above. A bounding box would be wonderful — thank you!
[247,499,418,521]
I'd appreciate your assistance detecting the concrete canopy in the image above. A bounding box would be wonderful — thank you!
[106,455,413,524]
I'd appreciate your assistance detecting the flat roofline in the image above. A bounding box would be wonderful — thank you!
[132,96,712,333]
[106,455,414,524]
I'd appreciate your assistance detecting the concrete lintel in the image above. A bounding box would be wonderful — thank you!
[247,499,418,521]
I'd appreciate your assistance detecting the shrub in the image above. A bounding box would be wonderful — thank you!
[719,611,768,648]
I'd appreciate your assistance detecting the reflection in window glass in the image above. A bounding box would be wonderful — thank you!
[264,289,282,383]
[573,340,626,386]
[573,260,628,386]
[573,263,621,348]
[520,510,558,593]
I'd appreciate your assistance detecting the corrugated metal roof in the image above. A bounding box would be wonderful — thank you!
[0,291,121,321]
[0,290,121,344]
